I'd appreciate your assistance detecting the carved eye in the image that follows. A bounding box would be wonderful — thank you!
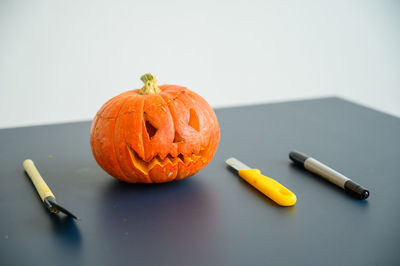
[188,108,200,132]
[144,114,158,139]
[173,109,199,143]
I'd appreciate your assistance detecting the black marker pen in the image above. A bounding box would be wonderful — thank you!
[289,151,370,200]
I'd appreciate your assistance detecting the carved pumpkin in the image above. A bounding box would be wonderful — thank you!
[90,74,220,183]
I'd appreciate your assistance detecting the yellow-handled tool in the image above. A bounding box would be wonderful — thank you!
[226,158,296,206]
[23,159,80,220]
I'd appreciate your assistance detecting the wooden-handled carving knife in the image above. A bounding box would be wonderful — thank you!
[23,159,80,220]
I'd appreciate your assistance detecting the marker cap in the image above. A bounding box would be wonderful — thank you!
[344,180,370,199]
[289,151,308,165]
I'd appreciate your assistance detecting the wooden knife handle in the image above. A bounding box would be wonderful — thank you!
[23,159,55,201]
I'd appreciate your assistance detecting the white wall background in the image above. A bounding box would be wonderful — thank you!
[1,0,399,129]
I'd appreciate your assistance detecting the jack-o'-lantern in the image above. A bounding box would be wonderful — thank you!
[90,74,220,183]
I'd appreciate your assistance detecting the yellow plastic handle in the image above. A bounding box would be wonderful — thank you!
[238,169,296,206]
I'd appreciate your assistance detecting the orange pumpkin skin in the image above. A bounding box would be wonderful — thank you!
[90,79,220,183]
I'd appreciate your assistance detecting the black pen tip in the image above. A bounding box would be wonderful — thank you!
[361,190,370,200]
[344,180,370,200]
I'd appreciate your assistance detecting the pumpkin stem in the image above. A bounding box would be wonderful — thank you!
[139,73,161,95]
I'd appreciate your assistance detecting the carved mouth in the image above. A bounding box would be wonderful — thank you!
[127,140,213,174]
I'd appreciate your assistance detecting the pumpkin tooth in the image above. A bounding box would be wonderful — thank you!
[164,155,174,166]
[176,154,184,163]
[128,146,150,174]
[191,153,200,161]
[165,154,175,165]
[183,155,193,164]
[172,156,178,165]
[148,156,161,170]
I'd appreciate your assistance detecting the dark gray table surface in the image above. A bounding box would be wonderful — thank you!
[1,97,399,266]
